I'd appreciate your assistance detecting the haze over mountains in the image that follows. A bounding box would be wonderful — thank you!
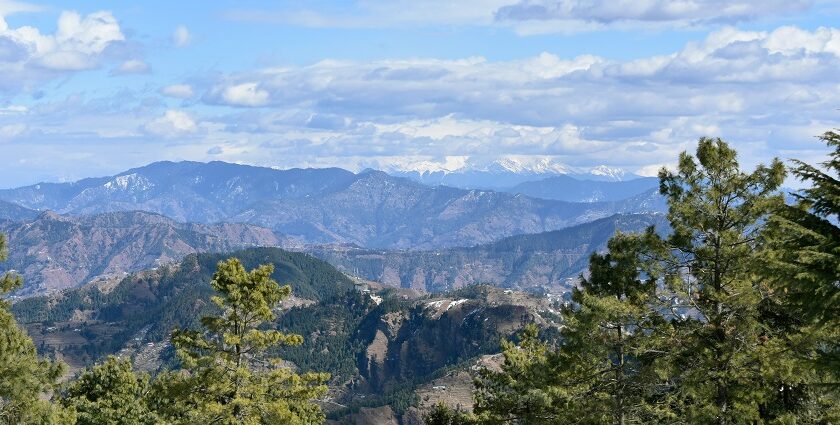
[0,160,666,296]
[0,210,292,296]
[308,213,667,293]
[0,161,663,248]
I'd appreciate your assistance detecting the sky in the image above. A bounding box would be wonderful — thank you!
[0,0,839,188]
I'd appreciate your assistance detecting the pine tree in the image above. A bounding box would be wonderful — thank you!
[472,233,670,424]
[148,258,329,424]
[60,356,158,424]
[656,137,786,423]
[423,403,476,425]
[472,324,558,424]
[0,233,72,424]
[559,231,671,424]
[760,130,840,421]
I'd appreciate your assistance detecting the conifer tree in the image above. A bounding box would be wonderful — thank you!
[61,356,158,425]
[149,258,329,424]
[471,233,669,424]
[472,324,557,424]
[559,231,670,424]
[760,130,840,421]
[0,233,72,424]
[656,137,786,423]
[423,403,476,425]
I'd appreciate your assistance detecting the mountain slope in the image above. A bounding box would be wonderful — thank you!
[0,162,666,249]
[0,161,356,223]
[306,213,669,293]
[0,210,291,295]
[506,175,659,202]
[11,250,551,422]
[0,200,39,221]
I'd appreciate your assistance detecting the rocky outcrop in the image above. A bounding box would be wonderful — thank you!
[357,289,552,394]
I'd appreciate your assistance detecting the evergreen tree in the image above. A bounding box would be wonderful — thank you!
[0,233,72,424]
[655,137,786,423]
[423,403,476,425]
[149,258,329,424]
[557,232,670,424]
[472,233,669,424]
[472,324,557,424]
[61,356,158,425]
[760,130,840,421]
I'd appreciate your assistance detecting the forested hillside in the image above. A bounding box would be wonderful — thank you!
[308,213,668,293]
[1,134,837,424]
[9,247,552,423]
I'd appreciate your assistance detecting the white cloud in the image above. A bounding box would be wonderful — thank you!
[161,83,194,99]
[143,110,198,138]
[54,11,123,55]
[218,82,270,107]
[223,0,822,33]
[0,104,26,114]
[172,25,191,47]
[0,9,126,91]
[0,0,41,17]
[494,0,814,27]
[112,59,150,75]
[3,24,840,185]
[180,25,840,173]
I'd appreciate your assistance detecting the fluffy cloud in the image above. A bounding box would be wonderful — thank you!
[3,24,839,185]
[0,9,126,92]
[214,82,270,107]
[179,25,840,173]
[143,110,198,138]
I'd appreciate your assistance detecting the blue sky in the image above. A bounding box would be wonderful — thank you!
[0,0,839,187]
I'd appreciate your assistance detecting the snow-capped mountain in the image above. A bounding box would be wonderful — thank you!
[383,156,640,189]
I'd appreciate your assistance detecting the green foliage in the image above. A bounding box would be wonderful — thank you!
[60,356,158,425]
[468,137,837,424]
[653,137,787,422]
[424,403,477,425]
[473,233,670,424]
[473,324,558,424]
[150,258,329,424]
[760,129,840,421]
[11,248,357,364]
[0,234,72,424]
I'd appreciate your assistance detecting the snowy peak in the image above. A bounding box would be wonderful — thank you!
[584,166,629,182]
[482,156,572,175]
[381,155,637,189]
[378,155,631,179]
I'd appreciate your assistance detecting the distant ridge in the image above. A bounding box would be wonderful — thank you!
[0,161,666,250]
[0,209,292,295]
[307,213,669,293]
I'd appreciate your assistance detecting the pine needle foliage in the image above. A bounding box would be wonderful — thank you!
[150,258,329,424]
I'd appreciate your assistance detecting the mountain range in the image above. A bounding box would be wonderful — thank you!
[11,247,553,423]
[307,213,667,294]
[0,210,292,296]
[506,175,659,202]
[385,156,640,190]
[0,161,666,250]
